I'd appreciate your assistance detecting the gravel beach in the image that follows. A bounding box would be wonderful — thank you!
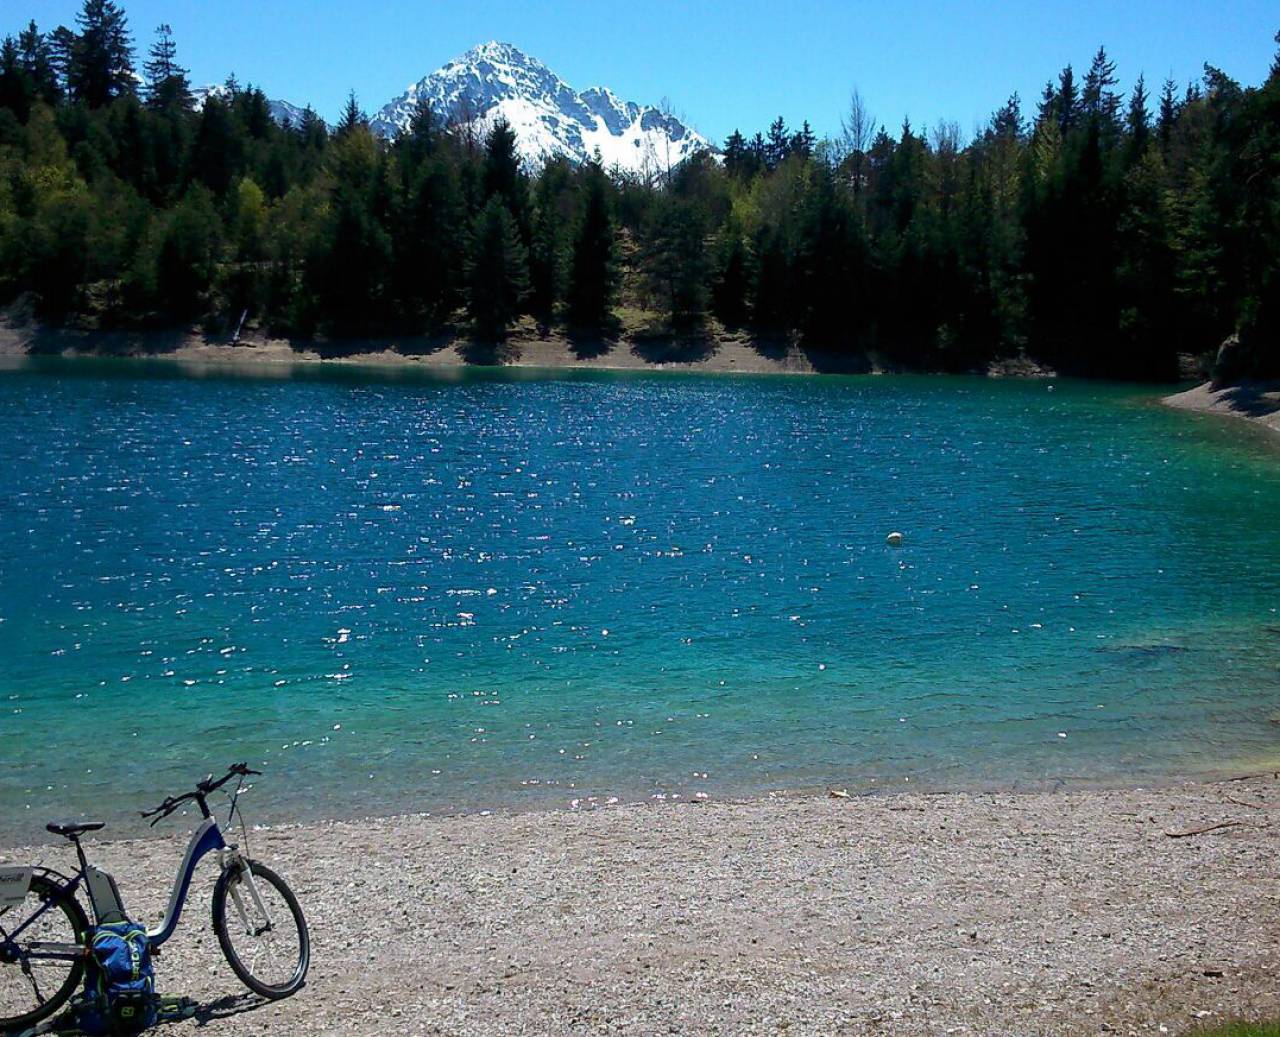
[4,776,1279,1035]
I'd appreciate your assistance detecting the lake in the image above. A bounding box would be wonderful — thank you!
[2,358,1278,838]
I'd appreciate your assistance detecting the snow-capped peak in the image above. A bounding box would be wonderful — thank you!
[369,43,710,174]
[192,84,321,129]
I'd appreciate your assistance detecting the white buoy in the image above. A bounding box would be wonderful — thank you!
[886,531,904,546]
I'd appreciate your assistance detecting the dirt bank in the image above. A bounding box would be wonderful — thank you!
[1164,380,1280,436]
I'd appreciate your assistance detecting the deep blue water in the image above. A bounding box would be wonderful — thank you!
[2,358,1278,837]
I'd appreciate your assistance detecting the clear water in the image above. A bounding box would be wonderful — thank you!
[2,358,1278,839]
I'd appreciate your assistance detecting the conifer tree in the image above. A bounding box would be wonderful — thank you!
[1082,47,1120,125]
[336,91,366,137]
[18,22,60,105]
[723,129,751,179]
[467,197,529,336]
[765,116,790,170]
[711,216,750,327]
[394,147,465,324]
[1157,78,1179,153]
[643,192,710,327]
[0,37,32,119]
[1125,74,1150,159]
[482,118,529,237]
[791,120,816,159]
[63,0,135,108]
[1056,65,1078,132]
[566,162,617,326]
[143,23,190,110]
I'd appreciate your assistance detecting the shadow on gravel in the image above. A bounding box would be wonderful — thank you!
[34,993,270,1034]
[188,991,272,1026]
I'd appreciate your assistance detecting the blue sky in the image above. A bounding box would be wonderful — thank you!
[11,1,1278,142]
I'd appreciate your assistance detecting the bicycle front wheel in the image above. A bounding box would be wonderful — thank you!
[0,873,89,1031]
[211,859,309,999]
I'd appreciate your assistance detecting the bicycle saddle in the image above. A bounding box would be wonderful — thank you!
[45,820,105,838]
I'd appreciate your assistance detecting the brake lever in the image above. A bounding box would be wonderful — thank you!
[142,796,177,822]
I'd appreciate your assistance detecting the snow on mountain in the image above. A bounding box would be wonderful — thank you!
[192,85,321,129]
[370,41,711,174]
[265,97,316,128]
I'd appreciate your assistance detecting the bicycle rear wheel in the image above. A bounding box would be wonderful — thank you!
[0,873,89,1031]
[211,860,309,999]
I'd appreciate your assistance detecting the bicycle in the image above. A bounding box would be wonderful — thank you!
[0,763,310,1031]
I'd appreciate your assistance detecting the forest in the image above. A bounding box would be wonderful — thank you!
[1,1,1277,380]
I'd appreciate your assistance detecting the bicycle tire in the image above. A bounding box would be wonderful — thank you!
[211,860,309,999]
[0,873,89,1031]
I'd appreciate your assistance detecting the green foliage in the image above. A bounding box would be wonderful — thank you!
[466,196,529,336]
[565,161,617,327]
[136,183,222,318]
[528,156,573,319]
[63,0,135,109]
[0,6,1276,382]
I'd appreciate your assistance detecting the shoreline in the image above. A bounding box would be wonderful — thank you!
[0,319,1054,379]
[1164,379,1280,436]
[3,776,1278,1035]
[10,758,1279,849]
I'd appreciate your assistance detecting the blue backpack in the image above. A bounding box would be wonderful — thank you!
[76,921,158,1035]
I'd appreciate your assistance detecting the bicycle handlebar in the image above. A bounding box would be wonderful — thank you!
[140,763,262,825]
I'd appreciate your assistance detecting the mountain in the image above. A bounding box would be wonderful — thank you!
[369,41,711,174]
[192,85,322,129]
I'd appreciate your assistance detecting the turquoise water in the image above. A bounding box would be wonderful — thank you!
[1,358,1278,838]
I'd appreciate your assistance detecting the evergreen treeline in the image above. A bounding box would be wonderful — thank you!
[1,3,1277,380]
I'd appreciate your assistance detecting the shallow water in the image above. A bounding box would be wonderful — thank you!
[1,358,1278,838]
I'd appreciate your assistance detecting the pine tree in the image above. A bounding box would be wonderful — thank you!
[711,217,750,327]
[482,118,529,236]
[392,146,465,325]
[467,197,529,336]
[1056,65,1078,133]
[18,21,60,105]
[527,157,573,319]
[64,0,135,108]
[152,185,224,318]
[790,120,816,159]
[336,91,366,137]
[1157,78,1179,153]
[143,23,190,110]
[298,106,327,150]
[0,37,32,119]
[751,223,792,330]
[401,95,437,164]
[191,94,242,197]
[1125,74,1150,160]
[311,125,392,334]
[566,162,617,326]
[723,129,751,179]
[1082,47,1120,125]
[765,116,790,170]
[643,193,710,327]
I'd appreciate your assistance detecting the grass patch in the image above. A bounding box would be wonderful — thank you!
[1190,1024,1280,1037]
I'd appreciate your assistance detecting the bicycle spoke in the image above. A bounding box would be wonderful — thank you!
[0,879,84,1028]
[216,864,306,996]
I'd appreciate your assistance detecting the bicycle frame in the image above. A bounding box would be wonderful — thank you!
[147,816,228,947]
[0,866,85,966]
[1,815,249,966]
